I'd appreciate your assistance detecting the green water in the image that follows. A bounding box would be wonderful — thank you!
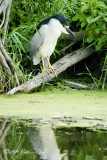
[0,118,107,160]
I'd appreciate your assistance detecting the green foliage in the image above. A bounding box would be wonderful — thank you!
[71,0,107,88]
[72,0,107,51]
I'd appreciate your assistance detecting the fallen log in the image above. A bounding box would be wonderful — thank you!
[7,47,94,95]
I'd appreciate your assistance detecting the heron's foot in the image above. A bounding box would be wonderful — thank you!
[48,65,58,77]
[43,68,53,77]
[43,66,59,77]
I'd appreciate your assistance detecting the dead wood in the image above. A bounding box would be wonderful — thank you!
[7,47,94,95]
[0,0,10,14]
[64,80,90,90]
[2,0,12,45]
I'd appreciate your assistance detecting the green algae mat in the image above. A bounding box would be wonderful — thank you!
[0,90,107,130]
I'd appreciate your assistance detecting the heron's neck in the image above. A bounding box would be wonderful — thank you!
[48,19,62,39]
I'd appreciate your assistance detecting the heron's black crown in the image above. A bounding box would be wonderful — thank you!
[37,14,69,30]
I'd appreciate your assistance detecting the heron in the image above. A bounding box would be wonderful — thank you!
[30,14,76,76]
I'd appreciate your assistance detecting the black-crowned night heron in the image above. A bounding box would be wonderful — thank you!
[30,14,76,76]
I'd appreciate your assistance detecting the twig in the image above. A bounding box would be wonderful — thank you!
[59,41,76,54]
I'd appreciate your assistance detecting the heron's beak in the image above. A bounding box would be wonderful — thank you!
[66,28,76,38]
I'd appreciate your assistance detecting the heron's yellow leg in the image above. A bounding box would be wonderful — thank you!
[46,57,59,76]
[41,56,52,77]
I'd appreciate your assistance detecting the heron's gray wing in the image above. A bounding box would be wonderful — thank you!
[30,31,44,58]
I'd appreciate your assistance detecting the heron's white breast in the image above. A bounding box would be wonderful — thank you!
[37,20,62,57]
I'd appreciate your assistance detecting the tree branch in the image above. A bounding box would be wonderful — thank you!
[7,47,94,95]
[2,0,12,45]
[0,51,12,77]
[0,9,6,30]
[0,40,20,85]
[0,0,10,14]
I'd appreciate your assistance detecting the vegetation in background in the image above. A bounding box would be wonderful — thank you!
[0,0,107,92]
[72,0,107,89]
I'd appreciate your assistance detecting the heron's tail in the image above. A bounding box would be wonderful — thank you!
[33,56,40,65]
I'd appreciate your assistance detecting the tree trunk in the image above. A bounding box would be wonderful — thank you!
[7,47,94,95]
[0,0,23,90]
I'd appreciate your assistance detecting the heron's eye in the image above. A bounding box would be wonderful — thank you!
[62,24,65,28]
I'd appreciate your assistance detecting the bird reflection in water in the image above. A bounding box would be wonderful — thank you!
[29,124,68,160]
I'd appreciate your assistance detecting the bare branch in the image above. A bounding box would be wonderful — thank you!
[0,51,12,77]
[64,80,90,89]
[59,41,76,54]
[0,40,20,85]
[0,0,10,14]
[2,0,12,45]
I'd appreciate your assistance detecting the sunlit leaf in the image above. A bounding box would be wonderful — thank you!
[98,2,107,8]
[81,5,89,12]
[87,16,93,23]
[86,35,93,43]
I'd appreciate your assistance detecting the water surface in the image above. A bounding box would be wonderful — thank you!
[0,118,107,160]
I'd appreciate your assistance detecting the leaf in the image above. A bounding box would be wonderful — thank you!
[87,16,93,23]
[81,21,86,28]
[81,5,89,12]
[87,16,101,24]
[104,17,107,22]
[90,16,101,24]
[72,14,80,21]
[14,32,29,42]
[12,32,25,52]
[95,28,100,34]
[96,44,102,50]
[87,35,93,43]
[98,2,107,8]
